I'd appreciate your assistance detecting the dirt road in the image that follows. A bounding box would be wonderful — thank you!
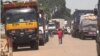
[13,35,97,56]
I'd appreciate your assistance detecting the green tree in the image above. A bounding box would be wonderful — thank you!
[38,0,71,19]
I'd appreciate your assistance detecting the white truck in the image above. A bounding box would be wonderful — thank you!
[50,19,65,28]
[79,13,97,39]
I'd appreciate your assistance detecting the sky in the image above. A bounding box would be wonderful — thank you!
[66,0,98,14]
[3,0,29,2]
[3,0,98,14]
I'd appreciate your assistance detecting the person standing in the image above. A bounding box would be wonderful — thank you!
[57,28,63,44]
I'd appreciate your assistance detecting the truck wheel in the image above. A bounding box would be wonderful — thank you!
[46,36,49,42]
[45,34,49,43]
[80,33,85,40]
[34,41,39,50]
[97,43,100,56]
[39,39,45,46]
[71,31,77,37]
[30,41,39,50]
[41,40,45,46]
[92,37,96,40]
[30,42,34,49]
[72,33,76,37]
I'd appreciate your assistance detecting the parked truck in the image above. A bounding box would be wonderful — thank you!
[1,0,39,51]
[38,9,49,45]
[72,9,94,37]
[48,19,65,34]
[94,0,100,56]
[50,19,65,29]
[79,13,97,40]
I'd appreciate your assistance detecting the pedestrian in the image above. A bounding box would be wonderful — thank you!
[48,30,53,37]
[57,28,63,44]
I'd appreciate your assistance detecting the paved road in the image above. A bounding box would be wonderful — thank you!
[13,35,97,56]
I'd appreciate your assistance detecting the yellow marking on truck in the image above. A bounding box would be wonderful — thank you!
[6,22,38,30]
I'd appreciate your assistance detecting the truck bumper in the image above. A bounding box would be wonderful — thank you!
[82,32,97,37]
[12,34,38,46]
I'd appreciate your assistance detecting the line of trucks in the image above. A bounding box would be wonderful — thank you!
[48,19,71,34]
[71,2,100,55]
[71,9,97,40]
[0,0,50,55]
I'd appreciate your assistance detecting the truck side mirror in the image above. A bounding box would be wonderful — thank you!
[94,8,98,15]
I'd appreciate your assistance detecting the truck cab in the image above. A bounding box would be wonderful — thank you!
[48,22,57,33]
[79,14,97,39]
[72,10,94,37]
[2,1,39,51]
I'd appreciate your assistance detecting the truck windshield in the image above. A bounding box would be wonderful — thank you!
[6,12,36,23]
[48,24,56,26]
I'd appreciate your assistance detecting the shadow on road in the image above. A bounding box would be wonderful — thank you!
[72,36,96,40]
[14,47,37,52]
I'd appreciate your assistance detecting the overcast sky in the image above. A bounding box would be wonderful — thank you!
[3,0,98,14]
[66,0,98,14]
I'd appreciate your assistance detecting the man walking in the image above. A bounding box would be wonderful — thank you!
[57,28,63,44]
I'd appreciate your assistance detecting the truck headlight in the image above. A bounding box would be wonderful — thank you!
[97,30,99,34]
[11,30,16,33]
[9,30,16,35]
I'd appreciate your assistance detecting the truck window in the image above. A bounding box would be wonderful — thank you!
[48,24,56,26]
[6,12,36,23]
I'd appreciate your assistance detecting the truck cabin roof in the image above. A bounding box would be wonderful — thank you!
[3,1,38,11]
[6,8,36,14]
[72,10,94,17]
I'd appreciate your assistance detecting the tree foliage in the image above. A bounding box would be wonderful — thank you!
[38,0,71,20]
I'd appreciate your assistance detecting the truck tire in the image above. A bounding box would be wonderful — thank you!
[92,37,96,40]
[97,43,100,56]
[39,39,45,46]
[30,42,34,49]
[46,36,49,42]
[41,40,45,46]
[72,32,76,37]
[30,40,39,50]
[80,33,85,40]
[45,33,49,42]
[34,41,39,50]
